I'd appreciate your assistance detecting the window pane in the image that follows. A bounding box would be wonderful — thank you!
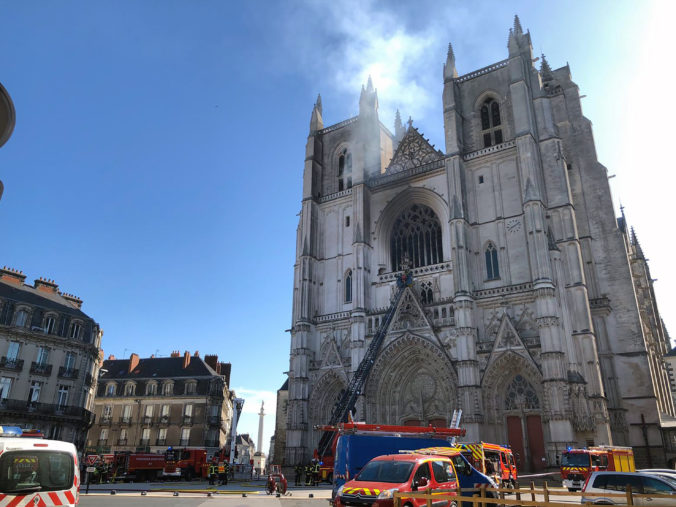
[483,133,492,148]
[481,105,490,130]
[494,129,503,144]
[491,101,501,126]
[432,461,449,482]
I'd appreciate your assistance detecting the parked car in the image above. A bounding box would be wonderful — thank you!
[334,453,461,507]
[581,471,676,505]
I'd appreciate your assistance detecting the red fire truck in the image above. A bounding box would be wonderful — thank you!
[456,442,518,489]
[560,445,635,491]
[163,448,208,480]
[112,453,166,482]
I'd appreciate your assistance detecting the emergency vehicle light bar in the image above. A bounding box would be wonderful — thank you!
[0,426,23,437]
[400,447,463,457]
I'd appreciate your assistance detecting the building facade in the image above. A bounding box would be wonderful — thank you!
[271,379,288,466]
[284,17,674,470]
[0,266,102,450]
[87,351,233,455]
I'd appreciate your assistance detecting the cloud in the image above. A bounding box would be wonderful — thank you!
[231,387,278,415]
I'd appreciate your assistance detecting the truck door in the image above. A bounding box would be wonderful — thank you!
[431,460,458,507]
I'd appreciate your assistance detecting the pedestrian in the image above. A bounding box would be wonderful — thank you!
[294,463,302,486]
[222,461,229,485]
[312,460,320,486]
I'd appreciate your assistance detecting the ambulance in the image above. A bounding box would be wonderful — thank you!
[0,426,79,506]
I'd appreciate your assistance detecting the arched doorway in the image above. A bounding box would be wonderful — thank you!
[483,353,546,472]
[308,371,346,451]
[365,333,457,426]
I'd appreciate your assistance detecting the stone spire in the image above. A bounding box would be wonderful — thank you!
[513,14,523,35]
[540,54,553,81]
[394,109,405,141]
[359,75,378,115]
[444,42,458,80]
[309,94,323,132]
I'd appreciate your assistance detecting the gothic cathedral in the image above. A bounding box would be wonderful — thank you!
[284,17,674,469]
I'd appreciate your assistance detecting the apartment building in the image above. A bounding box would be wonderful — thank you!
[87,351,233,454]
[0,266,103,450]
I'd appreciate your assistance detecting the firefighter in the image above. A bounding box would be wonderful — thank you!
[218,461,226,485]
[294,463,302,486]
[208,461,217,485]
[222,461,229,485]
[304,462,312,486]
[312,460,320,486]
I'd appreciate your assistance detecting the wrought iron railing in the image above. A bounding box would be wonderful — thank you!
[58,367,79,379]
[30,362,52,376]
[0,398,93,423]
[0,357,24,371]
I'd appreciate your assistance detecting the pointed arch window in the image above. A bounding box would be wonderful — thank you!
[480,98,503,148]
[344,270,352,304]
[390,204,443,271]
[338,149,352,191]
[485,242,500,280]
[505,374,540,410]
[420,281,433,305]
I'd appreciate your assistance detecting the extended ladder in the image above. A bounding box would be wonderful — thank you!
[316,270,412,458]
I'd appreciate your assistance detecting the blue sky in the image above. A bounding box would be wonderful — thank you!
[1,1,674,454]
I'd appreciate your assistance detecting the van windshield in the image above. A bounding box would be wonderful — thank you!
[356,461,414,483]
[0,451,73,493]
[561,453,590,467]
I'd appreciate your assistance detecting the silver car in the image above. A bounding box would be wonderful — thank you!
[581,471,676,505]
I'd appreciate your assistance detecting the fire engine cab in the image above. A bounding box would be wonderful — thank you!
[560,445,635,491]
[0,426,80,506]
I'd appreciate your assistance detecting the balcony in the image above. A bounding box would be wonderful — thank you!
[183,415,193,426]
[159,415,170,426]
[139,439,150,447]
[119,416,132,425]
[84,372,93,386]
[57,367,79,379]
[117,439,127,446]
[179,439,189,446]
[142,416,153,425]
[207,416,221,427]
[100,416,112,426]
[97,439,107,446]
[0,398,93,424]
[155,438,166,446]
[0,357,24,372]
[30,362,52,376]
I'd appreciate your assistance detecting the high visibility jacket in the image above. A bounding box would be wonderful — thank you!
[314,463,320,473]
[209,465,217,475]
[218,464,225,473]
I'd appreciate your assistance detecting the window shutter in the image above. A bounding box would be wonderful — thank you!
[59,315,70,337]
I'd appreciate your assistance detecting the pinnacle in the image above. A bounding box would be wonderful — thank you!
[514,14,523,34]
[367,75,374,92]
[447,42,455,61]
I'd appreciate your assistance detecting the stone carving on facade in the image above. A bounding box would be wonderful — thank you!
[390,288,431,331]
[568,384,596,432]
[385,127,443,175]
[365,333,457,425]
[309,370,347,425]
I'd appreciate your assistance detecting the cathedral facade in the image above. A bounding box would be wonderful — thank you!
[284,17,674,470]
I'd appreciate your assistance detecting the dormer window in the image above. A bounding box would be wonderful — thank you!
[480,98,503,147]
[106,383,116,397]
[69,322,81,339]
[124,383,136,396]
[146,382,157,396]
[338,149,352,191]
[163,382,174,396]
[44,315,56,335]
[14,309,28,328]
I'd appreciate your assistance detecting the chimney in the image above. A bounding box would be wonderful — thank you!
[194,350,199,357]
[61,292,83,309]
[183,351,191,369]
[34,277,59,294]
[0,266,26,285]
[170,350,180,358]
[108,354,116,360]
[150,354,155,358]
[204,354,218,371]
[128,353,140,373]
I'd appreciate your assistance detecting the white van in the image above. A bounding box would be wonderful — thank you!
[0,426,79,506]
